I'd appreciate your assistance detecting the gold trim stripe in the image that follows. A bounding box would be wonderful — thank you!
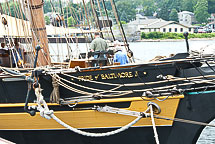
[0,95,184,108]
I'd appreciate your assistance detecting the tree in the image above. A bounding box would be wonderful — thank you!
[208,0,215,14]
[44,16,50,25]
[169,0,182,11]
[157,0,170,20]
[115,0,136,22]
[181,0,195,12]
[194,0,210,23]
[141,0,157,16]
[169,9,178,21]
[43,1,52,14]
[67,16,76,27]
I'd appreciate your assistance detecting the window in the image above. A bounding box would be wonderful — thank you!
[180,28,183,32]
[154,28,156,32]
[189,28,192,32]
[163,28,166,32]
[149,29,151,32]
[169,28,172,32]
[140,28,145,30]
[175,28,177,32]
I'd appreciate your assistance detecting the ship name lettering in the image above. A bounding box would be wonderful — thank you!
[77,75,94,81]
[100,72,133,80]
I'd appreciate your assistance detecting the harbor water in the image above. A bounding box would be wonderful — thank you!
[49,39,215,143]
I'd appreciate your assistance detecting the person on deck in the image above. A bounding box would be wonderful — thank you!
[12,39,24,67]
[89,32,109,67]
[89,32,108,52]
[0,43,6,53]
[114,46,129,65]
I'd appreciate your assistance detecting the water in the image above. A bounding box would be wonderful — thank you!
[49,39,215,62]
[129,40,215,61]
[48,39,215,143]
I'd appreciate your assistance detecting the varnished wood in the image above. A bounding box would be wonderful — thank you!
[28,0,50,66]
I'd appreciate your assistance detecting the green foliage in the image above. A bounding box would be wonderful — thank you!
[194,0,210,23]
[141,0,157,16]
[120,21,127,24]
[141,32,146,39]
[208,0,215,13]
[157,0,170,20]
[43,1,52,14]
[169,9,178,21]
[115,0,136,22]
[1,1,25,19]
[44,16,50,25]
[141,32,215,39]
[67,16,76,27]
[181,0,195,12]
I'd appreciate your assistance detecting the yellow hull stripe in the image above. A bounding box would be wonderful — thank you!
[0,96,183,130]
[0,95,184,107]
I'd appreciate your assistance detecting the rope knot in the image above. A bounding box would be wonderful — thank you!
[40,110,54,120]
[142,91,153,98]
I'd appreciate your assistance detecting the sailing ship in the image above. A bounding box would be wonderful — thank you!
[0,0,215,143]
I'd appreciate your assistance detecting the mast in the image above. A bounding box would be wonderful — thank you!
[90,0,104,38]
[110,0,134,62]
[27,0,51,66]
[101,0,115,41]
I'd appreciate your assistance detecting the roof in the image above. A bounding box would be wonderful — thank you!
[144,16,157,19]
[144,21,175,28]
[128,18,163,25]
[178,11,194,15]
[144,21,192,28]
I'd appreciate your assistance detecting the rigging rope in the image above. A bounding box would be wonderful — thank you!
[150,105,160,144]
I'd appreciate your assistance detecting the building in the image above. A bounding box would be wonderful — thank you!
[178,11,196,26]
[127,13,163,32]
[141,21,195,33]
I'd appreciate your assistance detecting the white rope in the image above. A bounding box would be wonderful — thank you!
[34,86,143,137]
[51,114,142,137]
[50,73,131,98]
[150,105,160,144]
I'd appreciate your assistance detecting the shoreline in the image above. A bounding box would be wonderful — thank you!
[136,37,215,42]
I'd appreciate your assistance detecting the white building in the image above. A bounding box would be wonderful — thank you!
[178,11,196,26]
[127,13,162,32]
[141,21,195,33]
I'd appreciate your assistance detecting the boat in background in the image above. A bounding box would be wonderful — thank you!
[0,0,215,144]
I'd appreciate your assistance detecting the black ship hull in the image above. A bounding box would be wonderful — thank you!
[0,56,215,144]
[0,92,214,144]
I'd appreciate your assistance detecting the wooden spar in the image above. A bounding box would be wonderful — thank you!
[110,0,135,62]
[28,0,50,66]
[101,0,115,41]
[110,0,128,47]
[82,0,93,39]
[90,0,104,38]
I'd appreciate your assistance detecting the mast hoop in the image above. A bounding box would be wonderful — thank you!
[31,27,46,31]
[24,0,44,9]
